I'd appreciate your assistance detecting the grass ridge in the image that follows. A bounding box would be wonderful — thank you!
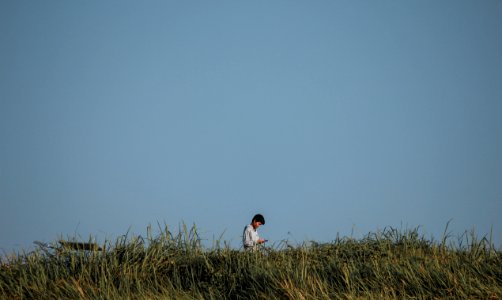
[1,225,501,299]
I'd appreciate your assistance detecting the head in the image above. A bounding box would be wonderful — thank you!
[251,214,265,229]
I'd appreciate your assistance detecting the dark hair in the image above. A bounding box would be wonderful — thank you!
[252,214,265,225]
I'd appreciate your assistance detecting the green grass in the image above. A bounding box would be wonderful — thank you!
[1,225,501,299]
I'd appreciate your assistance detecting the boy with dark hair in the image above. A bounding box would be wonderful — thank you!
[243,214,266,251]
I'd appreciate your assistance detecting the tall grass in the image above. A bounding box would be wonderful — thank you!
[1,225,501,299]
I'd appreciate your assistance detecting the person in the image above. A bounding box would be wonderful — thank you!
[243,214,266,251]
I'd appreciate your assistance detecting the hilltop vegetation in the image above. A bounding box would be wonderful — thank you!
[1,225,501,299]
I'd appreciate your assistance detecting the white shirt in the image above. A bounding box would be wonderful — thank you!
[243,224,260,250]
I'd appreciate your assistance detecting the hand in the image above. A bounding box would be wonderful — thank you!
[258,239,266,244]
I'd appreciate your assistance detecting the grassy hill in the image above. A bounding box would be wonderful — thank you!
[1,225,501,299]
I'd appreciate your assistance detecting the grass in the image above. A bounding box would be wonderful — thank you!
[1,224,501,299]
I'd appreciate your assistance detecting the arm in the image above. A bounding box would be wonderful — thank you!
[243,226,255,248]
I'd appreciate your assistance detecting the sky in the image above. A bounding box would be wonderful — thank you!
[1,1,501,254]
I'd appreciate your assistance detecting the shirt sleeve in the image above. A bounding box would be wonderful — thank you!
[243,226,255,248]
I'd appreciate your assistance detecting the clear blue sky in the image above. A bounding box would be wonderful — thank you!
[1,1,501,253]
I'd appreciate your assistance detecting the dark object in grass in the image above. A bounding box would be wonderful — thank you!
[59,240,102,251]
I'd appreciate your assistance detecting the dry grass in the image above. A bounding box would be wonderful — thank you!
[1,224,501,299]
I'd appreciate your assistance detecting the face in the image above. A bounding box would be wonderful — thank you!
[252,220,262,229]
